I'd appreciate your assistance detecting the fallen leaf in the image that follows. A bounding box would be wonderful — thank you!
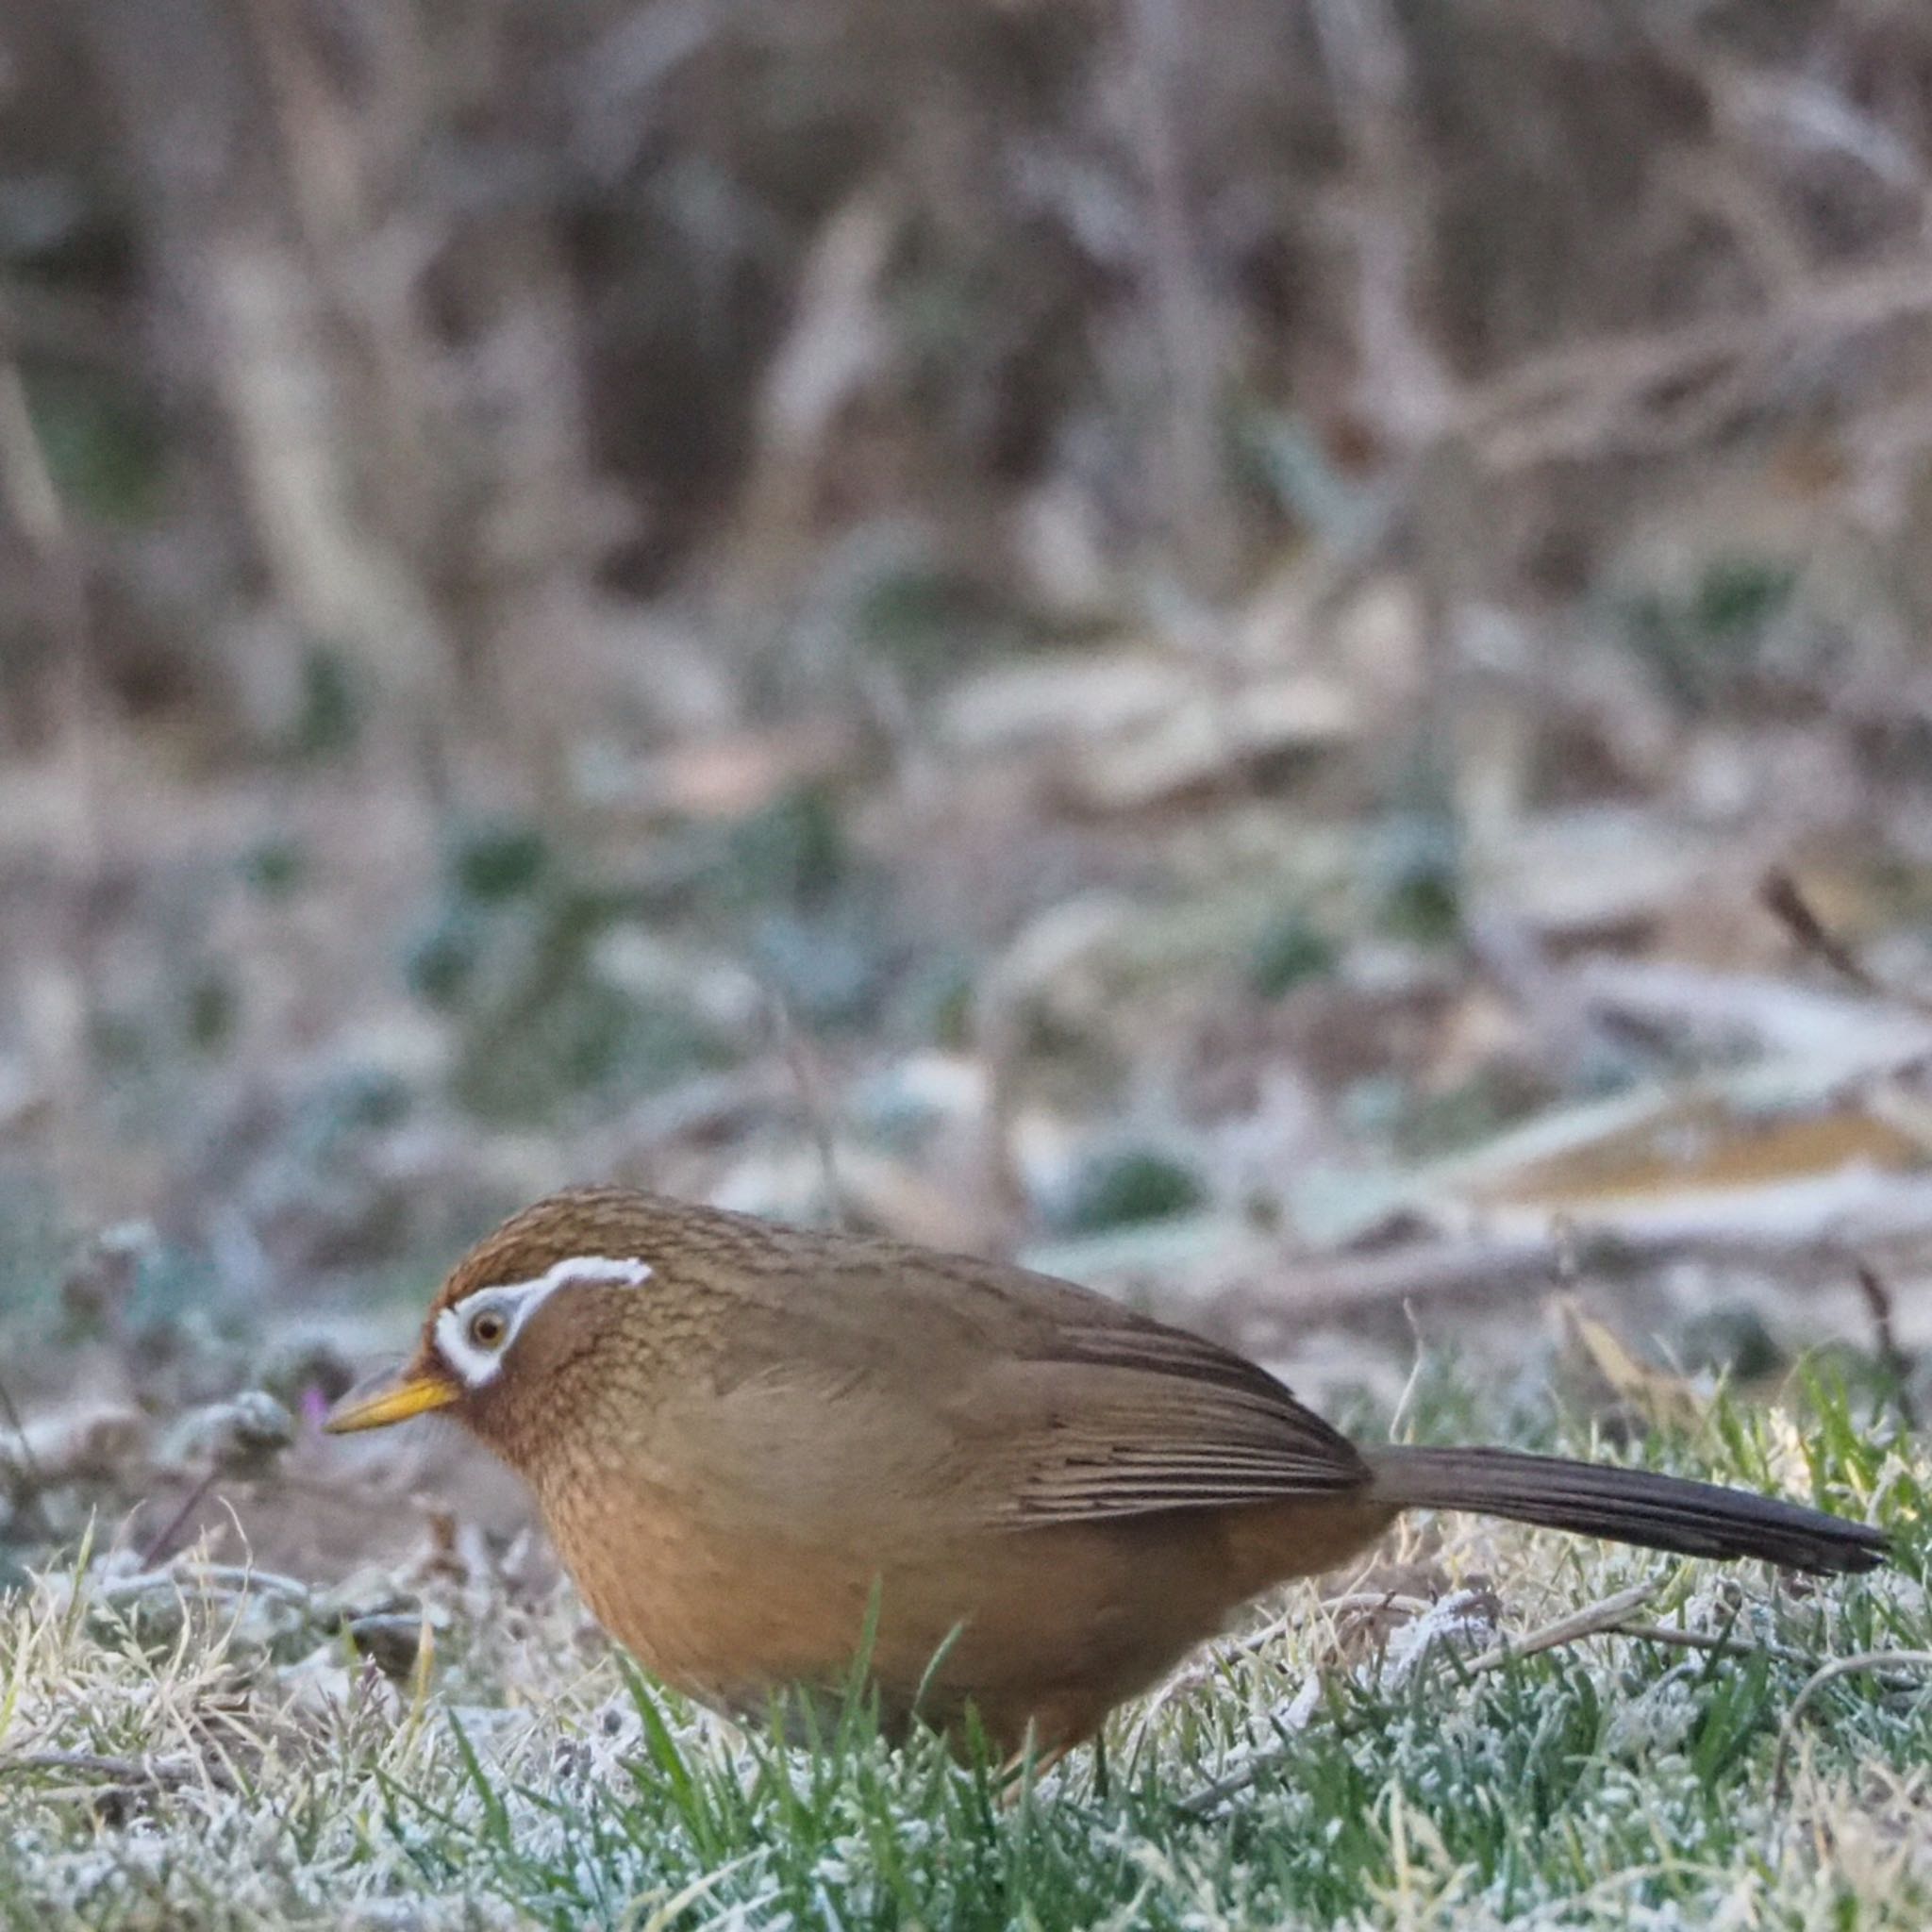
[1552,1292,1708,1434]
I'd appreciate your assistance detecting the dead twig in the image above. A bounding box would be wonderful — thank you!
[0,1370,50,1538]
[1853,1260,1922,1434]
[763,985,845,1232]
[1124,0,1237,591]
[137,1472,220,1570]
[0,342,108,1200]
[1607,1622,1817,1670]
[1183,1578,1658,1812]
[1451,1578,1660,1675]
[1762,869,1932,1022]
[1216,1177,1932,1340]
[97,1562,315,1606]
[1771,1651,1932,1796]
[0,1751,206,1789]
[1462,252,1932,471]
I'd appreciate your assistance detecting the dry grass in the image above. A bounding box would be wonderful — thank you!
[2,1375,1924,1931]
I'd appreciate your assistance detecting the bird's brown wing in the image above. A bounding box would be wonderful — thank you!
[958,1324,1374,1528]
[706,1221,1374,1528]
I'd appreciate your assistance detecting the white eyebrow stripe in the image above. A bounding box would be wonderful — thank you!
[434,1254,654,1389]
[511,1255,656,1294]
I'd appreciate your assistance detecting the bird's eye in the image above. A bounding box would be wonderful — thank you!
[468,1307,509,1349]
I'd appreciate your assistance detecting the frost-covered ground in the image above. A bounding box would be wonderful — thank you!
[2,1381,1925,1932]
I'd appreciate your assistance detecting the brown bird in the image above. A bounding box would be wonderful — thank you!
[325,1186,1885,1764]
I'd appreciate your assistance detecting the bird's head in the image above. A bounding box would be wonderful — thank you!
[323,1187,666,1444]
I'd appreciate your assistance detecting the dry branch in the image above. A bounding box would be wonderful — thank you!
[1212,1173,1932,1340]
[1183,1578,1660,1813]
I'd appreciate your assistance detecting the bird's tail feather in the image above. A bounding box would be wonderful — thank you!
[1366,1444,1886,1576]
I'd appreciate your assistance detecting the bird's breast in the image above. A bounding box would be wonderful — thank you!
[532,1457,887,1712]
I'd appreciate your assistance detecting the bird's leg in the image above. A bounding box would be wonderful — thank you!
[997,1723,1078,1807]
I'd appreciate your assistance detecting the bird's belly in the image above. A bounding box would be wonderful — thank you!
[544,1480,870,1714]
[536,1474,1386,1754]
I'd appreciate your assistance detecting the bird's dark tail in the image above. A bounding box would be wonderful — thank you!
[1367,1444,1887,1576]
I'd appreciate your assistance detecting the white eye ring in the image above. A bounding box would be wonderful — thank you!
[435,1254,653,1389]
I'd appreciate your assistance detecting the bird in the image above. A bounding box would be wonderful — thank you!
[325,1185,1886,1766]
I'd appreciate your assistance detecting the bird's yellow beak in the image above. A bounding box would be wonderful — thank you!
[323,1363,459,1433]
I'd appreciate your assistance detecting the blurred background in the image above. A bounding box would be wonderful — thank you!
[7,0,1932,1574]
